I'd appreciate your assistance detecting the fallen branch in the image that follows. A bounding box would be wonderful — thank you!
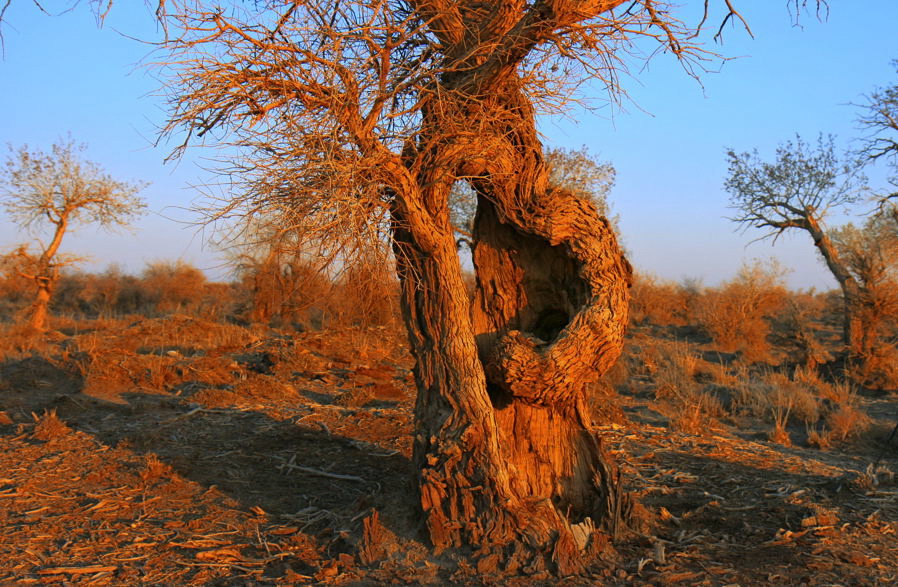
[38,565,118,575]
[294,465,364,482]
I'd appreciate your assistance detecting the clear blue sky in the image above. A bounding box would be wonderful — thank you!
[1,2,896,288]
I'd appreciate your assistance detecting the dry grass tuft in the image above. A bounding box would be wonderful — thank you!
[827,404,871,442]
[141,453,175,482]
[31,409,72,441]
[671,396,722,435]
[646,341,725,435]
[806,424,833,450]
[769,417,792,446]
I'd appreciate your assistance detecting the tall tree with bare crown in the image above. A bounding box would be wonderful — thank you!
[151,0,829,572]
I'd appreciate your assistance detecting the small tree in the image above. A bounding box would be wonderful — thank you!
[724,134,870,360]
[0,139,147,331]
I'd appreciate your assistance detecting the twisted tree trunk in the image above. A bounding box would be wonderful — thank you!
[391,75,633,573]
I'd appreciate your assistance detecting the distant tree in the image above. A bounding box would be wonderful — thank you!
[0,139,147,331]
[545,146,617,218]
[724,134,870,362]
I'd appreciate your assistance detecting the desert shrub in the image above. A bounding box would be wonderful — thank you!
[645,340,724,434]
[78,266,129,317]
[763,371,820,425]
[31,409,72,441]
[50,271,88,316]
[770,294,833,368]
[852,345,898,391]
[728,369,820,430]
[0,322,54,357]
[141,260,208,315]
[108,273,150,316]
[0,249,33,321]
[806,424,833,450]
[670,391,725,435]
[195,282,238,321]
[629,273,694,327]
[696,260,788,363]
[331,256,400,329]
[810,379,870,441]
[827,404,871,442]
[728,366,873,447]
[653,342,700,396]
[233,250,335,327]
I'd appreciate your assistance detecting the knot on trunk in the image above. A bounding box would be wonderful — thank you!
[484,329,578,405]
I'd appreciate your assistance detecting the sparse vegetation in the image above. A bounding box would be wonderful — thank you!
[696,260,788,363]
[3,264,897,583]
[725,134,898,387]
[3,0,898,584]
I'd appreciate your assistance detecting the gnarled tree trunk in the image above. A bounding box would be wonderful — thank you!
[28,276,54,332]
[391,75,633,574]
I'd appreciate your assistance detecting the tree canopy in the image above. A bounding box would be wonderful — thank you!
[725,134,868,242]
[1,139,146,233]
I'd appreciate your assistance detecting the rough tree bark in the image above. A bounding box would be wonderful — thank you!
[28,276,55,331]
[392,66,632,575]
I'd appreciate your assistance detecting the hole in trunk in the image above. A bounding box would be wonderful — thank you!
[533,307,569,343]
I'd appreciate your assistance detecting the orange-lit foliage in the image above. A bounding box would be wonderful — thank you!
[629,273,695,327]
[332,256,399,329]
[234,249,334,328]
[770,291,833,369]
[0,247,33,319]
[232,245,400,330]
[141,260,208,315]
[697,261,787,362]
[832,215,898,388]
